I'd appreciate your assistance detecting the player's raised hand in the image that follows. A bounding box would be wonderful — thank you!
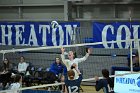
[87,48,92,54]
[61,47,65,54]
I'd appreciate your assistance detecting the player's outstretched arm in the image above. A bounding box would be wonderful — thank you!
[61,47,68,66]
[77,48,92,63]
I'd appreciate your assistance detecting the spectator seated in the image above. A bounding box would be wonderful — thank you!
[111,51,140,75]
[24,66,36,87]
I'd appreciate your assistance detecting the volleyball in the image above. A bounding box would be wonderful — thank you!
[51,20,59,29]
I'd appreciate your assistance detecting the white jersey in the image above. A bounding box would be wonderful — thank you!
[7,83,21,93]
[18,62,28,73]
[61,53,89,79]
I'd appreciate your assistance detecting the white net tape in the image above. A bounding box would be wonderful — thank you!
[0,39,139,54]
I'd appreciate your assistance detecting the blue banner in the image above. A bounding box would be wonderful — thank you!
[0,22,80,46]
[93,22,140,48]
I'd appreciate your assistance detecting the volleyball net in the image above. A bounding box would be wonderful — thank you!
[0,39,140,93]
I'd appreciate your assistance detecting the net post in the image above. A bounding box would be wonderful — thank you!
[138,39,140,67]
[130,39,133,72]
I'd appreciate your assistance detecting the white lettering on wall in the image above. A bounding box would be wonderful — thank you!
[102,24,139,49]
[15,25,25,45]
[58,25,64,45]
[116,25,131,49]
[65,25,77,45]
[39,25,49,46]
[1,25,12,45]
[28,24,38,46]
[132,25,140,49]
[102,25,114,48]
[52,28,57,46]
[1,25,6,45]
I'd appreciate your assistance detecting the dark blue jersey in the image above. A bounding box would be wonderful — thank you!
[49,62,65,76]
[64,74,83,93]
[95,78,114,93]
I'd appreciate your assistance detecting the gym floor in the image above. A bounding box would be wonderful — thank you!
[81,86,103,93]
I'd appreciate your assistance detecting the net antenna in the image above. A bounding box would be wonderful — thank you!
[129,7,133,72]
[70,26,77,45]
